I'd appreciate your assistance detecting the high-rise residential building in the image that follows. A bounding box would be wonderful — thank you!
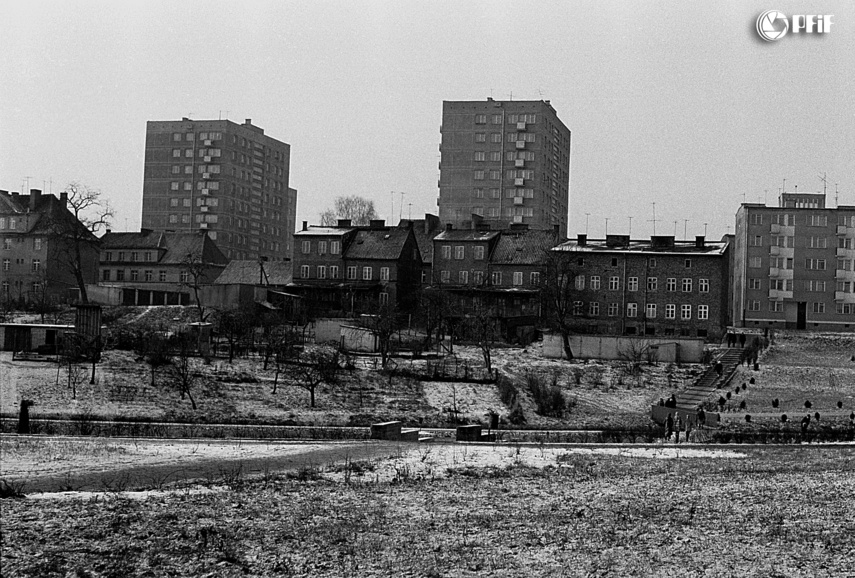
[438,98,571,234]
[141,118,297,261]
[733,191,855,331]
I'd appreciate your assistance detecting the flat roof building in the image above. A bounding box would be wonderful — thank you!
[141,118,297,262]
[438,99,571,234]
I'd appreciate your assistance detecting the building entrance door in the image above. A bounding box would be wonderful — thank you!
[797,302,807,330]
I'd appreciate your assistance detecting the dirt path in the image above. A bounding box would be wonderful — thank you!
[6,439,402,493]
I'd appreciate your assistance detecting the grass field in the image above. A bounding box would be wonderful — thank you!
[2,443,853,577]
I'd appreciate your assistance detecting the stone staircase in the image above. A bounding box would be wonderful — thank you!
[675,348,743,411]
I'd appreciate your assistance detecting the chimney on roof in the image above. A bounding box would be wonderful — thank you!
[337,219,352,228]
[29,189,42,211]
[695,235,705,248]
[577,233,587,246]
[445,223,453,232]
[369,219,385,229]
[606,234,630,248]
[651,235,675,249]
[60,191,68,204]
[105,229,112,234]
[244,119,252,125]
[302,221,308,231]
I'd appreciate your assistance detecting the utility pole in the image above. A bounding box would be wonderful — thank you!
[648,202,658,235]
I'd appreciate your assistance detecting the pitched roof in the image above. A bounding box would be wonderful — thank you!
[294,226,355,237]
[99,230,229,265]
[434,230,500,242]
[100,230,164,250]
[402,217,442,264]
[491,230,559,265]
[214,260,293,285]
[344,228,413,260]
[0,191,97,240]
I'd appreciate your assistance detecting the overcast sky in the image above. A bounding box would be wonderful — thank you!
[2,1,853,240]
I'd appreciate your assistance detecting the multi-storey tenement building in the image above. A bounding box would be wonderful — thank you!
[552,234,730,341]
[0,189,99,304]
[733,191,855,331]
[438,99,571,234]
[289,220,422,315]
[141,118,296,261]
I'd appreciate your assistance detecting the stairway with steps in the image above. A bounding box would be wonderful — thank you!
[675,348,743,411]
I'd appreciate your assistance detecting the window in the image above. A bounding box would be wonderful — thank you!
[440,270,450,283]
[130,270,139,281]
[144,270,153,282]
[627,277,638,292]
[698,305,709,320]
[173,133,181,142]
[473,188,484,199]
[840,237,854,250]
[474,151,485,162]
[455,246,465,260]
[666,278,677,291]
[648,257,657,268]
[770,257,793,269]
[682,278,692,292]
[2,259,8,271]
[806,258,827,270]
[475,133,486,143]
[839,259,853,271]
[590,276,600,290]
[837,303,854,315]
[769,300,783,312]
[117,252,125,261]
[665,304,676,319]
[318,266,327,279]
[491,271,502,285]
[169,214,178,223]
[750,214,763,225]
[607,303,619,317]
[362,266,372,281]
[575,275,585,290]
[812,302,825,314]
[772,213,792,226]
[749,235,763,246]
[475,114,486,124]
[608,276,619,291]
[380,267,390,281]
[646,303,657,319]
[771,279,793,291]
[699,278,710,293]
[809,215,828,226]
[0,218,5,229]
[172,165,180,174]
[681,305,691,320]
[34,238,42,251]
[102,269,110,281]
[442,245,452,259]
[474,271,484,284]
[837,281,853,293]
[749,278,762,290]
[184,165,192,174]
[459,270,469,284]
[331,241,340,254]
[573,301,584,315]
[9,218,15,230]
[474,246,485,260]
[529,272,540,285]
[347,266,357,280]
[300,265,310,278]
[513,272,523,286]
[684,259,692,269]
[805,280,826,292]
[626,303,638,317]
[379,292,389,305]
[491,133,502,143]
[318,241,327,255]
[748,257,762,268]
[490,152,501,162]
[301,241,311,254]
[330,266,339,279]
[32,259,40,272]
[589,302,600,316]
[170,198,179,207]
[182,198,191,207]
[809,237,828,248]
[647,277,657,291]
[159,271,167,282]
[771,235,794,248]
[116,270,125,281]
[747,300,761,311]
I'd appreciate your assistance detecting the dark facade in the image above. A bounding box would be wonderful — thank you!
[141,118,297,261]
[552,234,731,342]
[0,189,99,305]
[438,99,571,234]
[733,192,855,331]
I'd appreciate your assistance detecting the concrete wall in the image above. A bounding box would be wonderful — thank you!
[340,324,378,352]
[87,284,123,306]
[543,333,705,363]
[313,318,346,344]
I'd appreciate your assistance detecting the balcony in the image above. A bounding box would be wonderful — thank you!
[836,247,855,258]
[201,188,210,195]
[835,269,855,280]
[514,178,525,186]
[515,159,525,168]
[516,122,527,131]
[837,225,853,235]
[769,246,781,256]
[834,291,855,303]
[513,197,524,205]
[515,141,526,149]
[768,289,792,300]
[769,267,793,279]
[204,139,212,146]
[203,156,212,162]
[202,173,211,179]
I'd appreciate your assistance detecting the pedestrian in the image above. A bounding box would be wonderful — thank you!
[659,398,665,407]
[697,407,706,426]
[685,419,693,443]
[800,414,811,442]
[665,412,674,442]
[675,415,683,444]
[739,333,747,348]
[714,361,723,377]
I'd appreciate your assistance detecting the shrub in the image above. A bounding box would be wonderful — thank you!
[772,398,779,408]
[745,414,751,423]
[804,400,812,409]
[739,400,746,410]
[837,401,843,409]
[781,414,788,423]
[526,371,566,418]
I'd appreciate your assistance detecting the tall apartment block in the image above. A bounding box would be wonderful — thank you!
[438,99,571,234]
[141,118,297,261]
[732,191,855,331]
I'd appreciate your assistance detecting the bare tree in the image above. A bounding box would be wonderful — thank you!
[268,326,301,394]
[213,306,254,363]
[539,251,578,360]
[414,288,454,353]
[168,335,199,410]
[46,182,113,303]
[136,328,172,387]
[358,304,399,368]
[461,296,500,377]
[291,347,340,408]
[319,195,379,226]
[179,252,212,323]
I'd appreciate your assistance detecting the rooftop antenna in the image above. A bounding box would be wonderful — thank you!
[704,222,708,237]
[683,219,688,240]
[605,217,609,236]
[390,191,395,223]
[399,192,405,222]
[819,171,828,196]
[408,203,412,220]
[673,220,678,236]
[835,183,839,207]
[647,202,658,235]
[628,216,633,238]
[764,189,768,205]
[508,91,513,101]
[585,213,590,235]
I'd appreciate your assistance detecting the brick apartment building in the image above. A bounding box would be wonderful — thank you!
[0,189,99,305]
[732,191,855,331]
[141,118,297,261]
[438,99,571,234]
[552,234,731,341]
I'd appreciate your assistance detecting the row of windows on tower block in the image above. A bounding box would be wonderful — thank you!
[473,113,538,125]
[439,271,539,286]
[745,301,853,315]
[576,257,694,269]
[472,133,537,144]
[574,275,711,293]
[749,236,854,248]
[747,257,855,270]
[571,302,710,320]
[102,269,185,283]
[300,265,390,281]
[749,214,855,226]
[3,259,40,271]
